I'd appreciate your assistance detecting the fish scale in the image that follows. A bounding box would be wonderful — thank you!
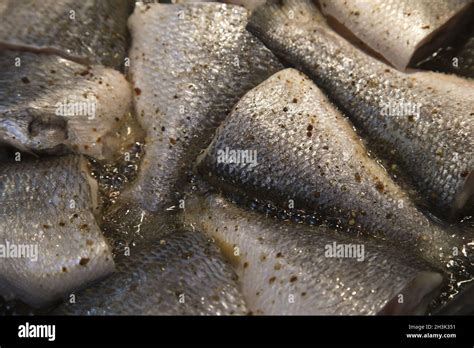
[53,228,248,315]
[0,0,133,69]
[184,192,444,315]
[319,0,473,71]
[107,2,282,222]
[197,68,470,271]
[0,156,114,308]
[247,0,474,220]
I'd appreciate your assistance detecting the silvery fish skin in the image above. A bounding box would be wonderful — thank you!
[116,3,282,214]
[435,282,474,315]
[163,0,217,3]
[184,193,444,315]
[166,0,265,10]
[248,0,474,219]
[418,24,474,79]
[197,68,467,269]
[53,229,247,315]
[0,51,132,160]
[0,156,115,308]
[0,0,133,69]
[319,0,473,71]
[224,0,267,11]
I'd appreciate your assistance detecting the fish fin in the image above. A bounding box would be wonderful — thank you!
[378,272,443,315]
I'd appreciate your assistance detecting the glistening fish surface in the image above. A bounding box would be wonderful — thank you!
[248,0,474,219]
[0,155,114,307]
